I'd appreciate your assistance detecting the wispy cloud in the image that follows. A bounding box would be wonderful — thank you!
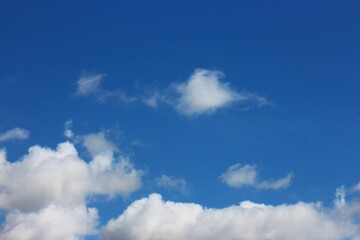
[0,128,30,142]
[155,174,188,193]
[220,163,293,190]
[76,73,104,96]
[75,72,137,104]
[101,193,360,240]
[64,119,74,139]
[75,69,271,117]
[351,182,360,192]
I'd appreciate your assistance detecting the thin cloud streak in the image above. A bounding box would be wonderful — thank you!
[220,163,293,190]
[0,128,30,142]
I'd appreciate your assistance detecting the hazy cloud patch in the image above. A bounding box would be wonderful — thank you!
[0,128,30,142]
[220,163,293,190]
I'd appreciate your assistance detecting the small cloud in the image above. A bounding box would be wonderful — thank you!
[64,119,74,139]
[220,163,293,190]
[0,128,30,142]
[334,185,346,209]
[220,164,257,188]
[76,73,104,96]
[257,173,293,190]
[155,174,188,194]
[74,72,137,105]
[173,69,270,116]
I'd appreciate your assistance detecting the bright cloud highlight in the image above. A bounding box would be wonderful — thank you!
[101,193,360,240]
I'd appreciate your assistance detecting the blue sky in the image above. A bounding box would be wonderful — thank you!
[1,1,360,239]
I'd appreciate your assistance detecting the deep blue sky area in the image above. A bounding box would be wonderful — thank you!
[1,0,360,228]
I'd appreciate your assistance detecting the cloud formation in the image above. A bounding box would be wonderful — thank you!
[0,205,98,240]
[0,131,143,239]
[146,69,270,116]
[0,128,30,142]
[76,73,104,96]
[0,140,141,211]
[75,69,270,116]
[101,193,360,240]
[155,174,188,193]
[220,163,293,190]
[75,72,137,104]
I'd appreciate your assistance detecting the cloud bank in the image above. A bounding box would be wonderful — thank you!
[0,205,98,240]
[0,128,30,142]
[220,163,293,190]
[0,132,142,239]
[101,193,360,240]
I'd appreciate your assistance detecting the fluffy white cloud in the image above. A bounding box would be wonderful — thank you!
[0,140,142,211]
[174,69,269,116]
[155,174,188,193]
[101,193,360,240]
[220,163,293,190]
[0,128,30,142]
[0,205,98,240]
[76,73,104,96]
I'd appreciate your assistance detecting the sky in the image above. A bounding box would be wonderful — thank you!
[0,0,360,239]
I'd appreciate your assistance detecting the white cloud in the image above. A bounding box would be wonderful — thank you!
[220,164,257,188]
[0,140,142,212]
[0,204,98,240]
[101,193,360,240]
[76,73,104,96]
[0,128,30,142]
[173,69,270,116]
[220,163,293,190]
[155,175,188,193]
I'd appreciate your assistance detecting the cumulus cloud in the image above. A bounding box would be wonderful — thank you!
[220,163,293,190]
[0,128,30,142]
[155,174,188,193]
[0,140,142,212]
[0,205,98,240]
[0,130,143,239]
[173,69,270,116]
[101,193,360,240]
